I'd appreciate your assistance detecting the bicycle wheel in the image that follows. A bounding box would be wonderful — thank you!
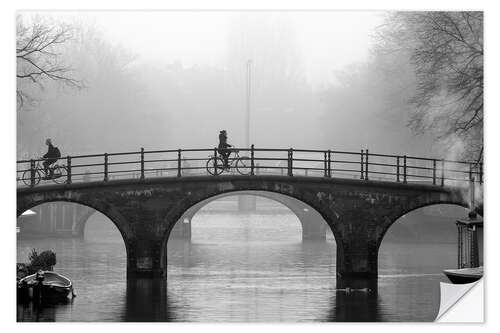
[52,165,68,184]
[236,156,251,175]
[21,169,41,186]
[206,157,224,176]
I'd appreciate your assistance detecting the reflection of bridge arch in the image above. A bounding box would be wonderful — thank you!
[170,190,329,242]
[18,175,473,279]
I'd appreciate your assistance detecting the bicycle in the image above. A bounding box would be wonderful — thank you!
[21,159,68,186]
[206,149,251,176]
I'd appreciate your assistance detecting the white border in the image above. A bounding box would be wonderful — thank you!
[2,0,499,331]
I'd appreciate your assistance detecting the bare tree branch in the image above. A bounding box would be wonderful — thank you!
[375,11,483,161]
[16,15,83,110]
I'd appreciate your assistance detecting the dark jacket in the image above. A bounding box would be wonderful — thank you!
[43,144,59,159]
[218,133,231,149]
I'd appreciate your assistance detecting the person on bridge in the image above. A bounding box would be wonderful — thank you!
[42,138,61,179]
[218,130,232,169]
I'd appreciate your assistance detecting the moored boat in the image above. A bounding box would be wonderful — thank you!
[17,271,75,302]
[443,266,483,284]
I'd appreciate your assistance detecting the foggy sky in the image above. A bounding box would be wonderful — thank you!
[31,11,384,87]
[17,11,436,159]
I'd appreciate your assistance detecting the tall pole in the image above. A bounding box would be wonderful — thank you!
[246,59,252,148]
[240,59,256,212]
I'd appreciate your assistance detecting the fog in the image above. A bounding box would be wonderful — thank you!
[17,11,436,158]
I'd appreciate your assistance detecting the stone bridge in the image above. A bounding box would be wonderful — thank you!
[17,174,472,279]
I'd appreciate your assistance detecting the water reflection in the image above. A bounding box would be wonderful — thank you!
[124,278,174,321]
[328,278,382,322]
[17,210,453,322]
[17,297,74,322]
[124,277,384,322]
[18,275,390,322]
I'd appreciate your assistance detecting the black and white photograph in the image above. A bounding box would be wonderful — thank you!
[11,7,486,323]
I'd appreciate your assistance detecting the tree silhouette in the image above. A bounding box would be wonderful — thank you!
[376,12,483,162]
[16,15,82,110]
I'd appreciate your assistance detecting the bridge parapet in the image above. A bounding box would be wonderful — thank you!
[16,147,483,190]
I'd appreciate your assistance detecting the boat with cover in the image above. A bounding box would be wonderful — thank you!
[17,270,75,301]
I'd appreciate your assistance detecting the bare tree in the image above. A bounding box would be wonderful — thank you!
[16,15,82,110]
[376,12,483,162]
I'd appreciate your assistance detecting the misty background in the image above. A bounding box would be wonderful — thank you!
[17,11,479,161]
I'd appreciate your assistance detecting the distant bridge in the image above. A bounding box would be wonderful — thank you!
[17,147,483,279]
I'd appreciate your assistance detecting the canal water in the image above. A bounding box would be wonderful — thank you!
[17,201,460,322]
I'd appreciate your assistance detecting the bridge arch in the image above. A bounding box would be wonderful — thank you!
[160,189,342,271]
[17,197,133,263]
[172,190,330,241]
[73,209,98,237]
[377,201,481,281]
[376,196,471,252]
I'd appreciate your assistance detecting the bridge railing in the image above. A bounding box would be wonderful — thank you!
[16,147,483,188]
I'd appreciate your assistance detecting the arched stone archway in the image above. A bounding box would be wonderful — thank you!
[169,190,330,241]
[17,197,135,276]
[376,200,475,252]
[17,202,94,238]
[377,202,481,288]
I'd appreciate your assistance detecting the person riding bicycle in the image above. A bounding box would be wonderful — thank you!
[218,130,232,169]
[42,138,61,179]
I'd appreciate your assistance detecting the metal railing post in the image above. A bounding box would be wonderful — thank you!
[104,153,108,182]
[328,150,332,177]
[140,148,145,179]
[396,156,400,182]
[360,150,364,180]
[250,144,255,176]
[365,149,369,180]
[288,148,293,177]
[30,159,35,187]
[432,159,437,185]
[177,149,182,177]
[214,147,218,175]
[403,155,407,183]
[441,159,445,186]
[66,156,72,184]
[324,151,328,177]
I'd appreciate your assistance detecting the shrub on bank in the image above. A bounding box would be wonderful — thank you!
[26,249,57,274]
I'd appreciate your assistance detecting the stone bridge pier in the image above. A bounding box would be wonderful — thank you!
[17,176,471,279]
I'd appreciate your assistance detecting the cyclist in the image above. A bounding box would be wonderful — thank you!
[218,130,232,169]
[42,138,61,179]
